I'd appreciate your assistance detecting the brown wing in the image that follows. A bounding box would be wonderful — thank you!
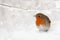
[44,15,51,23]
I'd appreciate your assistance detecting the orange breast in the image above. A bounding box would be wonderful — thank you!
[36,18,46,26]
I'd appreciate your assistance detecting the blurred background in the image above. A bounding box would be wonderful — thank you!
[0,0,60,40]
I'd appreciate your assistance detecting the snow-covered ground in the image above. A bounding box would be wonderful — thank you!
[0,0,60,40]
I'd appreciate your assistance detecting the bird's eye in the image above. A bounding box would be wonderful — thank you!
[38,16,40,17]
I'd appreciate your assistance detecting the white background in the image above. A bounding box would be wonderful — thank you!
[0,0,60,40]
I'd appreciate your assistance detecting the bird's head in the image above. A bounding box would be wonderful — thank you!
[34,13,45,19]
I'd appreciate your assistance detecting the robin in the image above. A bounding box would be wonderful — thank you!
[34,13,51,32]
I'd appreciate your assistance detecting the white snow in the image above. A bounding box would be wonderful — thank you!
[0,0,60,40]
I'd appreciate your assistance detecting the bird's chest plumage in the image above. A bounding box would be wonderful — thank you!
[36,18,46,26]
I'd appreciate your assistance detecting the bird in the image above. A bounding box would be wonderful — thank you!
[35,13,51,32]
